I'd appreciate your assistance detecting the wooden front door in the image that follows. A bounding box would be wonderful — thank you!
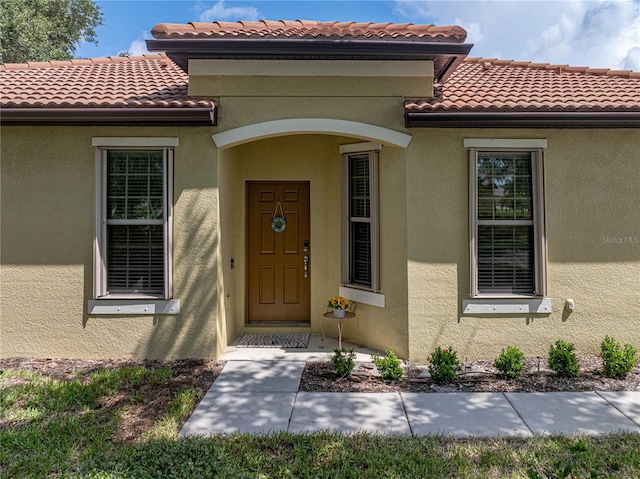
[247,181,311,322]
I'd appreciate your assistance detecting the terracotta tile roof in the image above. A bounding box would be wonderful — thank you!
[0,54,210,109]
[2,51,638,120]
[405,57,640,113]
[151,20,467,42]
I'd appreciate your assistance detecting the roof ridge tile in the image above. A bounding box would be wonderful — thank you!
[0,54,168,71]
[151,19,467,41]
[464,57,638,79]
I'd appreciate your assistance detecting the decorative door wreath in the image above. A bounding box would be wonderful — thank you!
[271,201,287,232]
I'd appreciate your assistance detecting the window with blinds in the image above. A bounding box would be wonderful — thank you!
[341,149,379,291]
[470,148,546,297]
[106,150,165,294]
[349,155,372,286]
[94,147,173,299]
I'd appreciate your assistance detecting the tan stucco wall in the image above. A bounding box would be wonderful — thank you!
[1,125,222,359]
[190,76,433,98]
[2,94,638,363]
[188,59,433,98]
[405,128,640,363]
[215,96,407,137]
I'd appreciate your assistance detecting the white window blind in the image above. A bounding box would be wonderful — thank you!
[341,149,379,291]
[477,152,534,294]
[349,154,373,286]
[469,147,547,298]
[106,150,165,294]
[94,146,173,299]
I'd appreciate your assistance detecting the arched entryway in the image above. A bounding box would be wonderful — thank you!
[214,120,411,354]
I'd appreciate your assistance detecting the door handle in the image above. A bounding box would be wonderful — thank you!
[303,255,309,278]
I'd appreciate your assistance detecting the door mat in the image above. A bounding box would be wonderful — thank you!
[236,333,310,349]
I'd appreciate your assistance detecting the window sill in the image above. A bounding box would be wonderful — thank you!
[339,287,385,308]
[462,298,552,315]
[88,299,180,315]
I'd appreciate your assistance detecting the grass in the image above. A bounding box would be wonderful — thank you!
[2,364,640,478]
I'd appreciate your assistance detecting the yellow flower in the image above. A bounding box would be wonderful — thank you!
[328,296,350,310]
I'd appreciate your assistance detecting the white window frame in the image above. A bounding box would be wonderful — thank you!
[340,143,380,292]
[92,138,176,301]
[467,139,548,300]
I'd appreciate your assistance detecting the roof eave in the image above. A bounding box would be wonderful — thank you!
[146,38,473,79]
[405,111,640,128]
[146,37,473,55]
[1,107,217,126]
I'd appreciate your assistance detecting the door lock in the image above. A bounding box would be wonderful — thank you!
[303,240,309,252]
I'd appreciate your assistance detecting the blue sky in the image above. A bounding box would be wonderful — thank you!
[76,0,640,71]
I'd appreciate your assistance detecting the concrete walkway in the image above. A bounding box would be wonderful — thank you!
[180,360,640,438]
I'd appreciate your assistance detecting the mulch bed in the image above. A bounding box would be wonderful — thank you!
[0,357,222,385]
[299,357,640,393]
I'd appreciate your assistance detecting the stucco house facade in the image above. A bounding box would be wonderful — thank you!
[1,20,639,363]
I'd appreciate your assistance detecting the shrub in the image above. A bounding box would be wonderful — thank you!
[493,346,525,379]
[372,350,403,380]
[600,336,638,379]
[428,346,461,383]
[548,339,579,377]
[332,348,356,378]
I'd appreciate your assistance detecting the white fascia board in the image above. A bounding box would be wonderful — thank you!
[462,298,552,314]
[340,142,382,154]
[92,137,179,147]
[463,139,547,149]
[189,59,434,78]
[339,287,385,308]
[212,119,412,150]
[88,299,181,315]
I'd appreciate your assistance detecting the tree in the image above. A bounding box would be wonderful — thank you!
[0,0,103,63]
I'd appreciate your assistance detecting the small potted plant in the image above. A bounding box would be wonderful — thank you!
[327,296,350,318]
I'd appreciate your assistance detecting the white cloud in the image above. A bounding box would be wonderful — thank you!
[523,1,640,70]
[393,0,640,70]
[621,46,640,71]
[198,0,260,22]
[454,17,483,45]
[127,31,152,56]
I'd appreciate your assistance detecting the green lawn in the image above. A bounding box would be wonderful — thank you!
[1,364,639,478]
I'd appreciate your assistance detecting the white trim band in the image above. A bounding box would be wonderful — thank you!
[88,300,181,315]
[339,142,382,154]
[339,287,385,308]
[212,119,412,149]
[462,298,552,314]
[92,137,180,147]
[463,139,547,149]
